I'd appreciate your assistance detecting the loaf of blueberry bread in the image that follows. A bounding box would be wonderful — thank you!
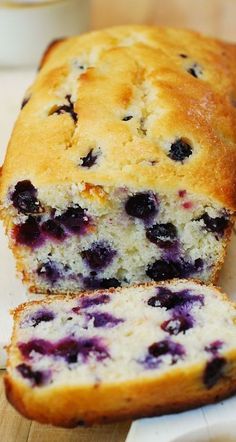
[1,26,236,294]
[5,280,236,426]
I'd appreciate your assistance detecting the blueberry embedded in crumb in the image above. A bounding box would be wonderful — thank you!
[146,259,180,281]
[146,223,177,245]
[57,206,89,234]
[122,115,133,121]
[80,149,98,168]
[11,180,41,214]
[147,287,203,310]
[161,314,193,335]
[83,276,121,290]
[81,242,116,270]
[16,363,48,386]
[15,216,42,247]
[187,64,202,78]
[125,192,158,220]
[41,219,66,241]
[199,212,229,235]
[51,94,78,123]
[168,139,192,162]
[203,357,226,389]
[146,339,185,367]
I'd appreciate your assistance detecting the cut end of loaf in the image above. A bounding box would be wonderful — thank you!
[2,182,232,293]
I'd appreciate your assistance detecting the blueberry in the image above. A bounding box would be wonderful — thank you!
[81,242,116,270]
[147,287,203,310]
[180,258,203,277]
[28,310,54,327]
[205,340,223,355]
[87,312,123,328]
[146,260,180,281]
[41,219,66,240]
[187,64,202,78]
[21,95,31,109]
[99,278,121,289]
[168,139,192,162]
[18,339,53,358]
[37,261,61,283]
[57,206,89,234]
[54,337,109,363]
[122,115,133,121]
[203,357,226,389]
[52,94,77,123]
[200,213,229,234]
[161,314,193,335]
[125,192,158,219]
[15,216,42,247]
[82,277,121,290]
[146,223,177,245]
[16,363,48,386]
[80,149,98,168]
[148,339,185,362]
[11,180,41,214]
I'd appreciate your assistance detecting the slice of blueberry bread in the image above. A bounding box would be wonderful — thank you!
[5,280,236,426]
[0,26,236,294]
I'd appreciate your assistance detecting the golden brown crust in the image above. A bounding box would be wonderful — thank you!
[0,26,236,209]
[5,351,236,427]
[38,38,67,71]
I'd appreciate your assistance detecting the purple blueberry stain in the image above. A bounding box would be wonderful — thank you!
[168,139,192,162]
[11,180,41,214]
[16,363,50,386]
[51,94,78,123]
[37,261,62,284]
[15,216,42,248]
[21,309,55,328]
[56,206,89,234]
[125,192,158,220]
[78,293,111,310]
[18,339,53,359]
[203,357,226,389]
[81,242,116,270]
[87,311,124,328]
[147,287,204,311]
[142,339,185,369]
[41,219,66,241]
[80,149,98,168]
[54,337,109,363]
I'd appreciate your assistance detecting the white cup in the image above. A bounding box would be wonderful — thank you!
[0,0,90,67]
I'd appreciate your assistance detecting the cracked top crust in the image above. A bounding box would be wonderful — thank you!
[1,26,236,209]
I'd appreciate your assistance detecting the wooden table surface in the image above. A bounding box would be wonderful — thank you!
[1,1,236,441]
